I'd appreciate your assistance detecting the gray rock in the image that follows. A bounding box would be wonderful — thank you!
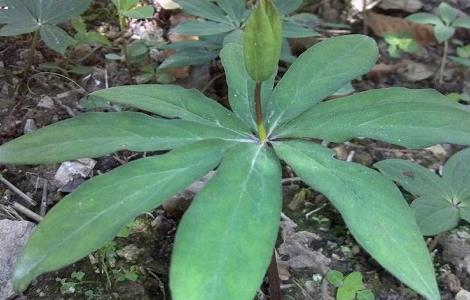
[439,229,470,276]
[278,219,331,274]
[456,289,470,300]
[0,220,35,300]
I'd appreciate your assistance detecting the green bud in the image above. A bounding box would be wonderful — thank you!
[243,0,282,82]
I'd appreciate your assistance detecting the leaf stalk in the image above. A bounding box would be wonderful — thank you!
[255,81,268,142]
[437,40,448,85]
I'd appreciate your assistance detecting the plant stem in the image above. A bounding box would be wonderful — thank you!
[267,251,281,300]
[438,40,448,85]
[24,30,39,80]
[255,82,268,142]
[119,15,134,84]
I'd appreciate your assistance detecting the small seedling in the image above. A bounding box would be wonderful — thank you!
[4,1,470,299]
[160,0,319,69]
[112,265,139,282]
[110,0,155,82]
[375,148,470,236]
[72,18,111,47]
[450,45,470,67]
[0,0,92,75]
[326,270,374,300]
[58,271,86,295]
[383,32,420,58]
[407,2,470,84]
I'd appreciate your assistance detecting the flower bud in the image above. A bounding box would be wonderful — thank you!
[243,0,282,82]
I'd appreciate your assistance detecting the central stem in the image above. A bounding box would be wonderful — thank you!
[255,81,267,142]
[437,40,448,85]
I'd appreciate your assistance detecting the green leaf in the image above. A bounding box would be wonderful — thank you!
[443,148,470,203]
[85,85,251,135]
[406,13,443,26]
[28,0,92,25]
[356,289,375,300]
[337,287,356,300]
[326,270,344,287]
[243,0,282,82]
[176,0,230,24]
[0,112,250,165]
[0,22,38,36]
[273,140,440,300]
[220,43,275,131]
[457,45,470,58]
[0,0,37,25]
[218,0,246,23]
[267,35,378,132]
[159,49,218,69]
[411,196,459,235]
[39,24,75,54]
[75,31,111,46]
[175,20,235,36]
[112,0,139,12]
[121,6,154,19]
[453,16,470,29]
[343,272,364,291]
[272,0,302,15]
[434,24,455,43]
[374,159,452,199]
[437,2,457,25]
[171,143,282,300]
[71,18,87,32]
[449,56,470,67]
[282,20,320,38]
[12,140,228,293]
[275,88,470,149]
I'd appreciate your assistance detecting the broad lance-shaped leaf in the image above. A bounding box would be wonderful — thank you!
[218,0,245,23]
[267,34,378,132]
[85,85,251,136]
[273,141,440,300]
[411,196,460,236]
[175,20,235,36]
[220,43,275,131]
[0,112,251,165]
[443,148,470,204]
[171,143,282,300]
[374,159,459,235]
[39,24,75,54]
[374,159,452,199]
[273,0,302,15]
[175,0,230,24]
[275,88,470,149]
[13,140,229,293]
[24,0,92,25]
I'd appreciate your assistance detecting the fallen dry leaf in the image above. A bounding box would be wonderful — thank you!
[367,63,399,81]
[366,11,436,45]
[397,59,434,81]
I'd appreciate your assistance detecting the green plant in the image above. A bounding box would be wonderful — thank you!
[4,1,470,299]
[383,32,420,58]
[407,2,470,84]
[72,17,111,47]
[326,270,374,300]
[159,0,319,69]
[110,0,155,82]
[375,148,470,236]
[0,0,92,75]
[450,44,470,67]
[58,271,86,295]
[112,265,139,282]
